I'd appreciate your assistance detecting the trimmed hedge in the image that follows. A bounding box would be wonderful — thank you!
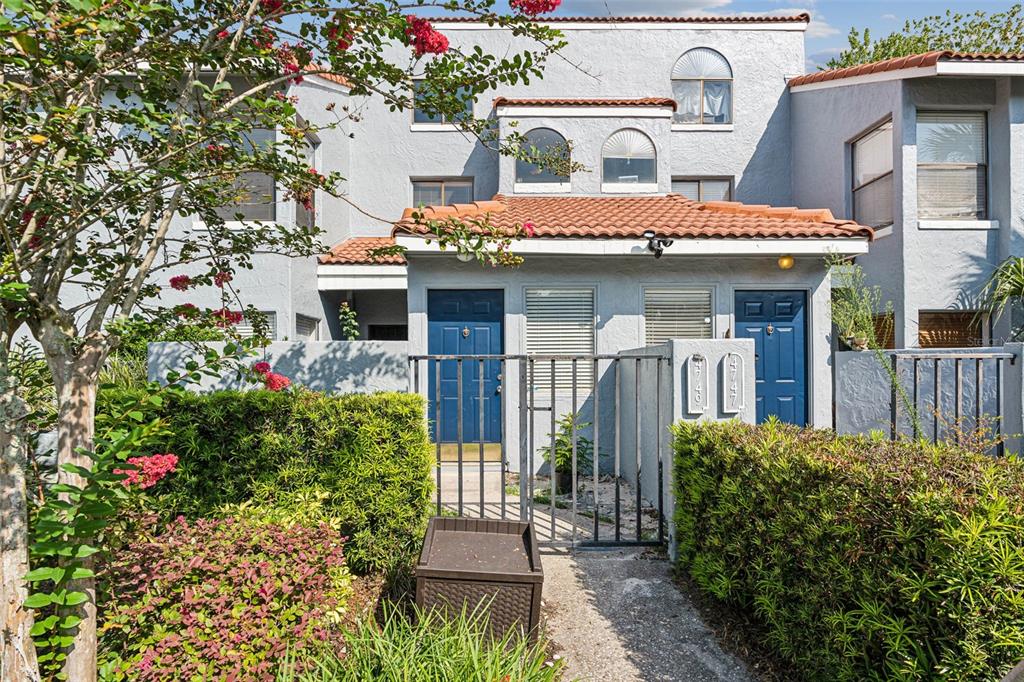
[672,419,1024,681]
[98,389,433,574]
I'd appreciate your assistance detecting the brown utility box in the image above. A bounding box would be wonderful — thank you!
[415,517,543,642]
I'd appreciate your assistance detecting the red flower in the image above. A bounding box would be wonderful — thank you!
[115,453,179,489]
[169,275,192,291]
[174,303,199,318]
[211,308,244,327]
[264,372,291,392]
[253,361,272,375]
[523,221,536,238]
[260,0,283,15]
[213,271,232,288]
[404,16,449,56]
[510,0,561,15]
[216,30,229,40]
[327,25,354,52]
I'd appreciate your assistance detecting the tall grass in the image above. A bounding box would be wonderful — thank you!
[278,603,564,682]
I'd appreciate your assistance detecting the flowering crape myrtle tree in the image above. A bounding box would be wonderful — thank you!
[0,0,564,679]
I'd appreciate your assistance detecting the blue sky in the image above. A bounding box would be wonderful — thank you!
[484,0,1020,69]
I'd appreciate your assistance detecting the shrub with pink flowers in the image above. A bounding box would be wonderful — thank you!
[405,16,449,56]
[510,0,561,15]
[99,516,352,681]
[114,453,178,489]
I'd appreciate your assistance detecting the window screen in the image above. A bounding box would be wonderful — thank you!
[526,288,595,391]
[917,112,987,219]
[412,179,473,206]
[644,289,713,345]
[516,128,570,184]
[214,128,276,222]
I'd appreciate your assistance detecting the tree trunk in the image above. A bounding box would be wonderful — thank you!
[0,382,41,682]
[50,345,103,682]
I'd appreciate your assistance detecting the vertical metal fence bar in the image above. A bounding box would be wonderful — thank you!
[997,358,1005,457]
[656,357,664,545]
[457,358,464,517]
[912,358,920,440]
[954,358,963,446]
[528,358,536,524]
[890,354,898,440]
[933,359,941,444]
[435,359,442,516]
[550,359,557,542]
[635,357,642,542]
[500,358,507,520]
[614,359,621,543]
[592,358,600,544]
[571,359,578,547]
[975,358,983,440]
[518,358,528,521]
[478,359,485,518]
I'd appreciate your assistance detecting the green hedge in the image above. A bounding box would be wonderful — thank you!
[99,389,433,574]
[672,419,1024,681]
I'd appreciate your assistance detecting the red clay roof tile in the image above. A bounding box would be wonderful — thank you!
[319,237,405,265]
[394,195,872,241]
[494,97,677,110]
[788,51,1024,87]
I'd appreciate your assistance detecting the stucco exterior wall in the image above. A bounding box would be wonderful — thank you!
[347,23,805,233]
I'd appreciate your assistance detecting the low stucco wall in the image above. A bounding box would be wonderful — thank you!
[147,341,410,394]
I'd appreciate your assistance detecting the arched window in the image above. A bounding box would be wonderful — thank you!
[515,128,570,187]
[602,129,657,190]
[671,48,733,125]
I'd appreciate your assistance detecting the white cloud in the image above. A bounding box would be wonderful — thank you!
[882,13,898,21]
[805,46,843,71]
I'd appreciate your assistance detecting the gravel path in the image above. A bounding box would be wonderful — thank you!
[541,548,753,682]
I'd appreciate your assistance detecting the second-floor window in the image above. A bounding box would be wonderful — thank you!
[852,120,894,229]
[516,128,570,187]
[602,129,657,189]
[413,81,473,124]
[917,111,987,220]
[671,48,733,125]
[412,178,473,206]
[214,128,276,222]
[672,177,732,202]
[295,125,319,230]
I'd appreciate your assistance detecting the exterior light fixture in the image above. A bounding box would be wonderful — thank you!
[777,254,795,270]
[643,230,674,259]
[456,250,474,263]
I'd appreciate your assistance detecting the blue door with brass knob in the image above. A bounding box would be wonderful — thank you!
[427,290,504,444]
[734,290,807,425]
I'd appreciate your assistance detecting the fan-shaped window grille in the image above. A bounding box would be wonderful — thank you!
[671,48,733,125]
[516,128,570,185]
[602,129,657,186]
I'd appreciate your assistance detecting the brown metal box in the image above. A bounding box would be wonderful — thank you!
[415,517,543,642]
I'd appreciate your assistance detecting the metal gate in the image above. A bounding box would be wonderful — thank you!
[409,354,669,547]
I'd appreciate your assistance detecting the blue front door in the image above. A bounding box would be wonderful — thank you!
[734,290,807,425]
[427,290,503,443]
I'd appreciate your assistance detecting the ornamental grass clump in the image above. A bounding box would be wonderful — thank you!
[98,516,353,681]
[672,419,1024,681]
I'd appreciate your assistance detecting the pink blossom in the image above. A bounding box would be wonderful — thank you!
[260,0,283,15]
[253,361,272,375]
[523,221,536,238]
[169,275,192,291]
[405,16,449,56]
[216,30,229,40]
[264,372,291,392]
[115,453,178,490]
[510,0,561,15]
[213,271,232,288]
[211,308,244,327]
[328,25,354,52]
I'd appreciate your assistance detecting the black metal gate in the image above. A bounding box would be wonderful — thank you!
[409,354,669,547]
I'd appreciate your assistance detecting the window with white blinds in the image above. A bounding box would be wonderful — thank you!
[295,314,319,340]
[525,288,595,392]
[644,288,713,345]
[236,311,277,340]
[916,111,987,219]
[852,120,894,228]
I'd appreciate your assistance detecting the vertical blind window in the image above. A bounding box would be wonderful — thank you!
[671,48,733,125]
[672,178,732,202]
[236,311,277,340]
[526,288,595,391]
[852,120,894,228]
[917,111,987,220]
[644,289,713,345]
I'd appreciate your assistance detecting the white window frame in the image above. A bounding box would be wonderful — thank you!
[411,80,474,130]
[642,287,715,346]
[671,177,733,202]
[514,127,572,194]
[915,110,989,222]
[295,313,320,341]
[671,48,734,127]
[411,177,475,207]
[601,129,658,194]
[524,286,597,392]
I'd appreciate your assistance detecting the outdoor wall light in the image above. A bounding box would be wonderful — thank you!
[777,254,795,270]
[456,250,475,263]
[643,230,674,259]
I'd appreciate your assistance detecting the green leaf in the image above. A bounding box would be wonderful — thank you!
[24,567,64,582]
[23,592,53,608]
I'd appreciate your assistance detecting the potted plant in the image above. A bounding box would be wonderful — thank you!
[539,412,593,495]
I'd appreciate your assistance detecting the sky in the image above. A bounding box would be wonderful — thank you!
[481,0,1021,69]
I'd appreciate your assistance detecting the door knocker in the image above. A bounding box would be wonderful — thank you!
[462,327,470,338]
[766,323,774,336]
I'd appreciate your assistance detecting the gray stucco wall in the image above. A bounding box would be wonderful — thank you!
[147,340,409,393]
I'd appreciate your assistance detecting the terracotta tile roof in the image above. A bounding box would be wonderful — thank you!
[320,236,406,265]
[395,195,873,241]
[317,72,352,87]
[788,50,1024,87]
[494,97,677,110]
[437,14,810,24]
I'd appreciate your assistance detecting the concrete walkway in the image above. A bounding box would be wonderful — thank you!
[541,548,753,682]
